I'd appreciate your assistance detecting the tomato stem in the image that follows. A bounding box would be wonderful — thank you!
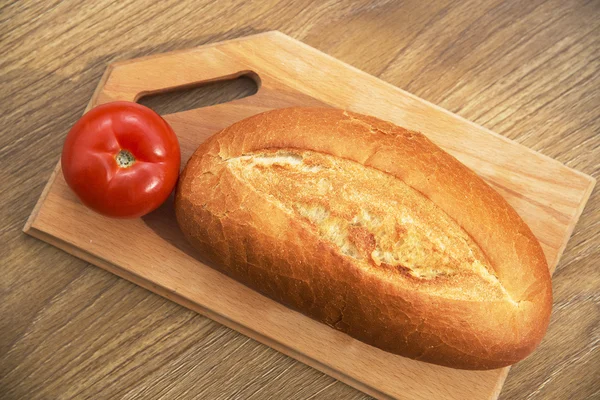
[115,149,135,168]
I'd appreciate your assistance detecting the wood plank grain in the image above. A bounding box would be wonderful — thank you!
[1,1,599,399]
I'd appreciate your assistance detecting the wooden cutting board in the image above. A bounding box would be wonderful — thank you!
[24,31,595,400]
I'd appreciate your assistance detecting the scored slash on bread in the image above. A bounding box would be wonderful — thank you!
[175,107,552,370]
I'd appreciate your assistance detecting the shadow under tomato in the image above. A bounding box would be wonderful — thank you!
[140,193,217,268]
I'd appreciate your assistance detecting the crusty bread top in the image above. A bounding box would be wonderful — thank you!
[227,148,508,302]
[178,107,553,368]
[201,108,550,299]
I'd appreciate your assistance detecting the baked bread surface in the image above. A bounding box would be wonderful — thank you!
[175,107,552,370]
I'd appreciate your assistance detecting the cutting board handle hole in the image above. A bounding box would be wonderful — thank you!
[137,72,259,115]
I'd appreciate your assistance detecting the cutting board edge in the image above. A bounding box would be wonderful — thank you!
[24,221,402,400]
[108,30,283,69]
[23,64,116,235]
[550,175,596,273]
[24,160,61,234]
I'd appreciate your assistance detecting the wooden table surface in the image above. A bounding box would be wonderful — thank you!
[1,1,598,399]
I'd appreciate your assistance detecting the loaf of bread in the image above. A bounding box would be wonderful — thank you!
[175,107,552,370]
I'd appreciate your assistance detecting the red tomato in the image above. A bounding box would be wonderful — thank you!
[61,101,181,218]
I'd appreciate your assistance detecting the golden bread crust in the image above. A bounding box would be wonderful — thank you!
[175,107,552,369]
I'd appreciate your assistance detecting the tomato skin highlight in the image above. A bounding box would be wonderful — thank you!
[61,101,181,218]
